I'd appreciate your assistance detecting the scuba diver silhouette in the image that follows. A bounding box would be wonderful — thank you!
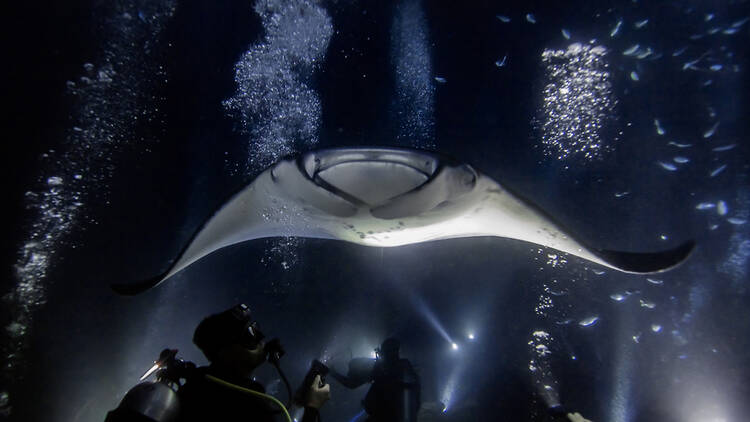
[329,338,420,422]
[105,304,329,422]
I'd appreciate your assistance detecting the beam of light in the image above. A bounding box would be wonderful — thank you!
[140,363,160,381]
[411,294,454,345]
[440,358,467,413]
[348,409,366,422]
[610,311,635,422]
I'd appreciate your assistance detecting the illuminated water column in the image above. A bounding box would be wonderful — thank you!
[390,0,435,149]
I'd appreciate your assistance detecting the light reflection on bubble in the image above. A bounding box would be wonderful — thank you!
[2,1,176,410]
[390,0,435,148]
[538,43,617,161]
[528,330,559,408]
[223,0,333,171]
[223,0,334,270]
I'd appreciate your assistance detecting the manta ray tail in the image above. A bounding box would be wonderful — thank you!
[111,271,168,296]
[596,240,695,274]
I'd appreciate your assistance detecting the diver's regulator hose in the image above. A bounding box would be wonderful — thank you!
[205,374,293,422]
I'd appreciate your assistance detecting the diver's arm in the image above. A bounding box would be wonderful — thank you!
[567,412,592,422]
[300,407,320,422]
[300,375,329,422]
[329,367,369,389]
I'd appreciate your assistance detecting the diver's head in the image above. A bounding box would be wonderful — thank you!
[193,304,267,375]
[375,337,400,363]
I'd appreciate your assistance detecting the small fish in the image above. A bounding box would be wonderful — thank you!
[717,200,728,216]
[709,223,719,230]
[707,27,721,35]
[651,324,662,333]
[562,29,571,39]
[673,156,689,164]
[630,71,640,81]
[640,299,656,309]
[610,19,623,37]
[555,319,573,325]
[526,13,537,24]
[705,13,715,22]
[657,161,677,171]
[496,15,511,23]
[695,202,716,210]
[614,191,630,198]
[632,333,642,343]
[710,64,723,71]
[592,269,606,275]
[495,55,507,67]
[635,19,649,28]
[654,119,665,135]
[625,288,641,296]
[731,17,749,28]
[703,121,719,138]
[636,47,653,59]
[623,44,640,55]
[712,144,736,152]
[668,141,692,148]
[723,27,740,35]
[579,316,599,327]
[728,217,747,225]
[703,79,713,86]
[709,164,727,177]
[683,59,701,70]
[646,278,664,285]
[672,46,688,57]
[434,76,447,83]
[610,293,627,302]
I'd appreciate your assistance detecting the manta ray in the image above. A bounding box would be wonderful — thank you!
[113,147,694,295]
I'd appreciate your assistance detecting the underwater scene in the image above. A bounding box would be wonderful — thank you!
[2,0,749,421]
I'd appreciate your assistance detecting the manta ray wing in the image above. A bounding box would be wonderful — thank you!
[112,147,694,295]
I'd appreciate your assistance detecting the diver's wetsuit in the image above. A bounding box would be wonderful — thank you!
[178,365,320,422]
[331,357,420,422]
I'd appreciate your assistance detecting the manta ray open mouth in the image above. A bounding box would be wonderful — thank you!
[300,148,439,207]
[113,147,694,295]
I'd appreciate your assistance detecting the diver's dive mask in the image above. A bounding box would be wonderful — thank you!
[230,304,266,350]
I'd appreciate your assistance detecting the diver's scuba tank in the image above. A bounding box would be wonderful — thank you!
[105,349,194,422]
[398,360,420,422]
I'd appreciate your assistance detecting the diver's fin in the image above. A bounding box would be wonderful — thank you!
[111,271,168,296]
[595,240,695,274]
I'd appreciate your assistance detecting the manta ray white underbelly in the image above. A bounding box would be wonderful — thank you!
[113,147,694,295]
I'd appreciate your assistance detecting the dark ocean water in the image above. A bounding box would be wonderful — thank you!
[3,1,749,421]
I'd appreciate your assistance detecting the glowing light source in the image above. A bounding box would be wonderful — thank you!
[451,342,459,350]
[467,333,475,340]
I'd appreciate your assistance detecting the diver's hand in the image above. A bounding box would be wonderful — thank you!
[567,412,592,422]
[306,375,330,409]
